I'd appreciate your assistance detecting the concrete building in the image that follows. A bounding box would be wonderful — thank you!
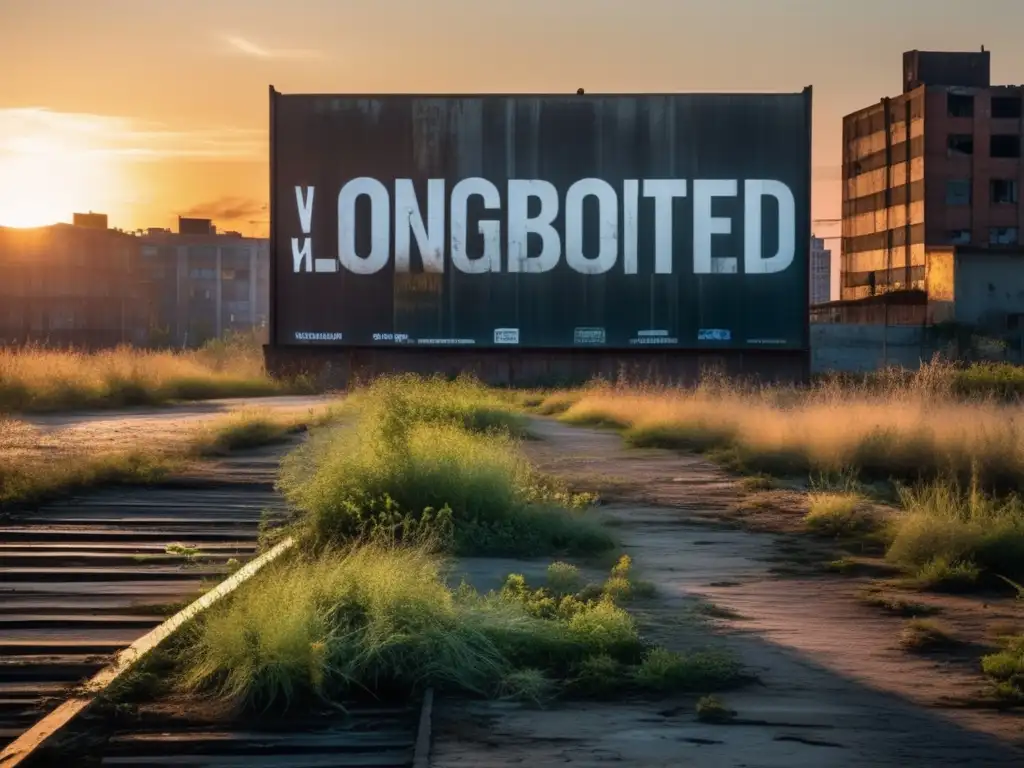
[139,220,269,348]
[0,221,154,347]
[841,48,1024,301]
[810,235,832,305]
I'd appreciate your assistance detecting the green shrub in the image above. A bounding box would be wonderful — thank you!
[278,377,608,556]
[981,635,1024,701]
[179,546,743,711]
[633,647,744,693]
[888,478,1024,583]
[546,562,584,595]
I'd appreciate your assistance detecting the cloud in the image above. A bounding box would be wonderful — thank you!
[181,197,267,222]
[0,108,265,162]
[221,34,324,61]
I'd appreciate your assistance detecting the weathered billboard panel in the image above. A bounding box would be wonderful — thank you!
[269,88,812,351]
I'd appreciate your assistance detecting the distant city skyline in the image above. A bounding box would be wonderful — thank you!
[4,0,1024,300]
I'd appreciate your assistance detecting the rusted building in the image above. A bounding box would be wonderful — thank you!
[139,221,269,348]
[0,221,154,348]
[841,48,1024,302]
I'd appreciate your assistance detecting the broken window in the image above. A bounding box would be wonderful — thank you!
[991,179,1019,204]
[991,96,1023,119]
[948,134,974,155]
[989,227,1019,245]
[948,229,972,245]
[991,135,1022,158]
[947,93,975,118]
[946,179,972,205]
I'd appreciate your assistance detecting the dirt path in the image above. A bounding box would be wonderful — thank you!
[430,419,1024,767]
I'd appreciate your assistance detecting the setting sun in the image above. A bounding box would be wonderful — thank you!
[0,113,125,229]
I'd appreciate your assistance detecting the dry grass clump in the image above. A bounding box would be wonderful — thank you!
[804,492,879,538]
[899,618,961,652]
[189,407,313,457]
[545,362,1024,490]
[0,332,310,413]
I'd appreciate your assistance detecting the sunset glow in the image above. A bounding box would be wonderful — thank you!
[0,123,123,229]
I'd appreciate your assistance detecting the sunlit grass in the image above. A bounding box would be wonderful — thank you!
[544,362,1024,491]
[279,375,609,556]
[179,543,744,710]
[0,405,340,507]
[889,479,1024,584]
[0,332,313,413]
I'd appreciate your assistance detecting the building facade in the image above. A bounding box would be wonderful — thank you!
[841,49,1024,301]
[139,219,270,348]
[810,235,832,305]
[0,222,154,347]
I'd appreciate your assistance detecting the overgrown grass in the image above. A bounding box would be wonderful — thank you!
[0,449,180,508]
[279,376,610,556]
[341,374,528,436]
[545,361,1024,492]
[804,492,878,538]
[189,408,309,457]
[857,589,940,617]
[899,618,961,652]
[0,406,336,508]
[179,544,744,711]
[888,478,1024,585]
[0,332,313,413]
[981,635,1024,702]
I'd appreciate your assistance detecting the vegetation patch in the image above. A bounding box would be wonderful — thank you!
[545,362,1024,492]
[0,448,180,509]
[804,492,878,538]
[278,375,610,557]
[696,694,736,724]
[0,332,314,414]
[910,557,982,592]
[857,589,940,617]
[887,477,1024,587]
[981,635,1024,702]
[899,618,962,652]
[1,406,334,508]
[178,544,744,711]
[190,408,308,457]
[532,391,583,416]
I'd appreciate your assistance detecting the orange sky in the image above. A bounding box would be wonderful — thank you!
[3,0,1024,298]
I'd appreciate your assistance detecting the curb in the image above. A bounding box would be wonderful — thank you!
[413,688,434,768]
[0,537,296,768]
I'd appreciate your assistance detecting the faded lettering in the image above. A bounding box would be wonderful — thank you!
[744,179,795,275]
[565,178,618,275]
[643,180,687,275]
[451,178,501,274]
[311,177,799,276]
[507,180,559,273]
[338,177,389,275]
[395,179,444,273]
[693,180,737,275]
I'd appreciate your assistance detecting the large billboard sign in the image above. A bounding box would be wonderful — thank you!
[270,89,812,350]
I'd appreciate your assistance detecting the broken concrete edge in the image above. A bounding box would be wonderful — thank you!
[0,536,297,768]
[413,687,435,768]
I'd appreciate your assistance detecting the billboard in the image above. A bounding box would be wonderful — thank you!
[269,88,812,350]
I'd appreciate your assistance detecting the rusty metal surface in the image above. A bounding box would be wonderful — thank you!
[269,89,812,353]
